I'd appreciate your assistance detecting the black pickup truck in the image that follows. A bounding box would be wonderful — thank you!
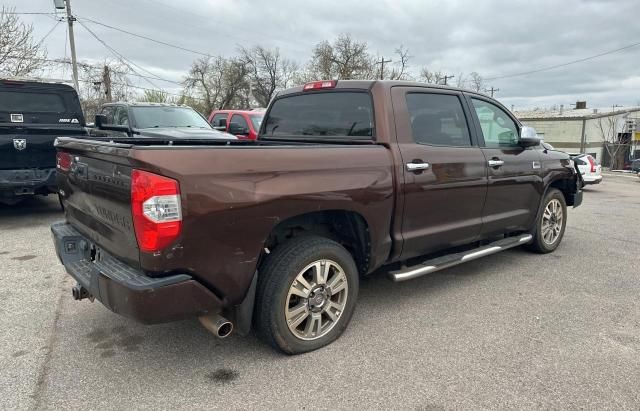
[0,79,87,204]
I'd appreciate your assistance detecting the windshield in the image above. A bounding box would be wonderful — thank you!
[131,106,212,129]
[263,92,373,140]
[250,114,263,131]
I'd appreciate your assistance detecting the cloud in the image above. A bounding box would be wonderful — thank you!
[10,0,640,108]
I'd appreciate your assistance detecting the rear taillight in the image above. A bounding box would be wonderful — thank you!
[587,156,596,172]
[56,152,72,171]
[303,80,337,91]
[131,169,182,253]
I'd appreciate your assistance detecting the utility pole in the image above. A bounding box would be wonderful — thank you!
[612,104,623,112]
[102,65,112,102]
[63,0,80,92]
[485,86,499,97]
[442,74,455,86]
[376,56,392,80]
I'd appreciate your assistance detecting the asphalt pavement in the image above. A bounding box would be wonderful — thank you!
[1,173,639,410]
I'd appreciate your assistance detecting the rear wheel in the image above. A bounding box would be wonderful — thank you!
[527,188,567,253]
[254,236,359,354]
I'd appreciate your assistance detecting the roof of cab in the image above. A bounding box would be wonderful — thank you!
[276,80,487,98]
[0,78,77,92]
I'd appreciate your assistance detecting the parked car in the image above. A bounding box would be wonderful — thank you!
[208,109,264,140]
[91,102,236,140]
[570,153,602,185]
[52,80,583,354]
[0,79,88,205]
[630,158,640,172]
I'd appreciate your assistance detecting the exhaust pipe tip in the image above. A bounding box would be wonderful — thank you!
[217,321,233,338]
[199,314,233,339]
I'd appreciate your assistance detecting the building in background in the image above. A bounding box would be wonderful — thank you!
[515,102,640,168]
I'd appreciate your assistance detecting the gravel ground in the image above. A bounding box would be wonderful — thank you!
[1,173,639,410]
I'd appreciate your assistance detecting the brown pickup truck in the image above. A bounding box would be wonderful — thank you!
[52,80,582,354]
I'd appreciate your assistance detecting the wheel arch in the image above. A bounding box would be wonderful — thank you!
[261,209,372,276]
[547,176,578,206]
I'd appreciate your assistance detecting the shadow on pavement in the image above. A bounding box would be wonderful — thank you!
[0,195,63,225]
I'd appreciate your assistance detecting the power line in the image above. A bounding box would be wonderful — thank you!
[77,16,213,58]
[76,19,170,90]
[75,77,205,101]
[35,20,61,48]
[2,12,56,15]
[485,40,640,81]
[2,55,184,86]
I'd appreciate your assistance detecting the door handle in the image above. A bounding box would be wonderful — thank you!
[488,159,504,167]
[406,162,430,171]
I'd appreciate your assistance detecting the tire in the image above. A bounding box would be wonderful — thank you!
[254,236,359,354]
[526,188,567,253]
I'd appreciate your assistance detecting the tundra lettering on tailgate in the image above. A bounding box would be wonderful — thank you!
[95,205,132,230]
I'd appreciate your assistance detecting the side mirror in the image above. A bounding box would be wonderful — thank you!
[519,126,541,147]
[94,114,107,128]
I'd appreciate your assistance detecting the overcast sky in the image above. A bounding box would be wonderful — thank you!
[7,0,640,110]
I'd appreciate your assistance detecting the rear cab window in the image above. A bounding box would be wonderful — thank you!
[262,91,374,140]
[0,91,65,112]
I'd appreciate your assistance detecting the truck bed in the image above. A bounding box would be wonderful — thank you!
[55,136,395,307]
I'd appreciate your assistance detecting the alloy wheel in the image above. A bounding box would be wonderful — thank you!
[541,198,563,245]
[284,259,349,341]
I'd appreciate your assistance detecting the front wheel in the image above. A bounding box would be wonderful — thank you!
[527,188,567,253]
[254,236,359,354]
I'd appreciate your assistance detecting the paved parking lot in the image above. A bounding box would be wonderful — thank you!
[1,173,639,410]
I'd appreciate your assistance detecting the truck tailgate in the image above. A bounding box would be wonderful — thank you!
[0,126,86,169]
[56,143,140,268]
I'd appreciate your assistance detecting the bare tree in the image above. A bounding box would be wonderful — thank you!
[597,115,628,169]
[384,45,411,80]
[0,7,48,77]
[240,46,299,107]
[184,56,250,114]
[468,72,485,92]
[306,34,376,80]
[455,72,466,88]
[418,68,444,84]
[138,89,174,103]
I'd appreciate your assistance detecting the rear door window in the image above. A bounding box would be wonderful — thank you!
[230,114,249,130]
[406,93,472,146]
[262,92,373,139]
[0,91,66,112]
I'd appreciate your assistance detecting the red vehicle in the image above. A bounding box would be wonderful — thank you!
[208,109,264,140]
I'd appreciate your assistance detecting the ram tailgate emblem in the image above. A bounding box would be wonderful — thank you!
[13,138,27,151]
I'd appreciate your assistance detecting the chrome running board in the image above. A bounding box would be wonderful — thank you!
[389,234,533,282]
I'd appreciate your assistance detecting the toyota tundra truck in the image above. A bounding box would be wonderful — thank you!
[1,79,87,204]
[51,80,583,354]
